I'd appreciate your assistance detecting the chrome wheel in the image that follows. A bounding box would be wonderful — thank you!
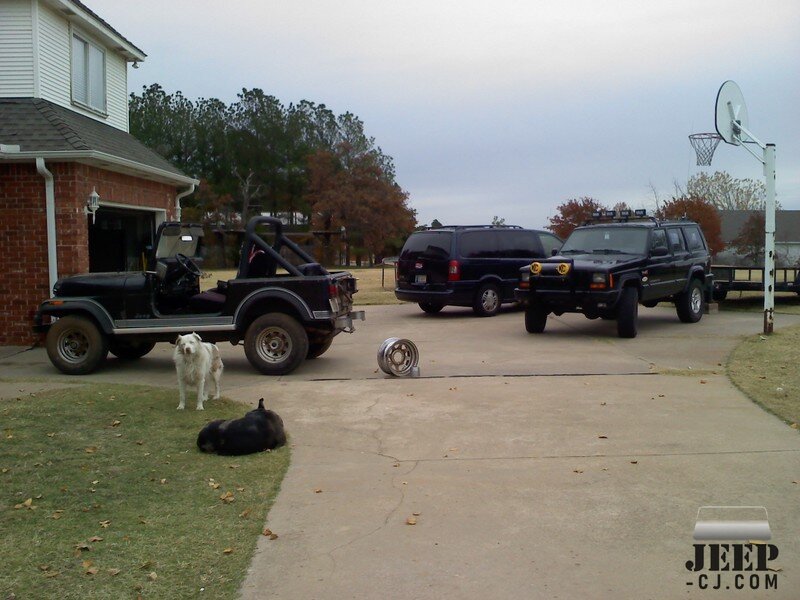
[57,328,90,364]
[255,326,292,364]
[691,286,702,314]
[377,337,420,376]
[481,288,499,313]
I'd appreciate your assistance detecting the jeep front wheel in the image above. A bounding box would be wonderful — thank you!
[244,313,309,375]
[676,279,704,323]
[617,286,639,338]
[46,315,108,375]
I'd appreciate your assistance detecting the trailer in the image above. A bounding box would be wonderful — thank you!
[711,265,800,301]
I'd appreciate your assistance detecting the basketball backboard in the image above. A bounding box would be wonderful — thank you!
[715,80,749,145]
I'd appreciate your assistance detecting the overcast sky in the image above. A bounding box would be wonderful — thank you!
[99,0,800,229]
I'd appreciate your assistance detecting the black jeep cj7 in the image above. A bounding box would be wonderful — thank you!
[34,216,364,376]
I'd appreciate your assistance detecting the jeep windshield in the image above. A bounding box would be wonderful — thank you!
[156,224,204,259]
[400,231,452,259]
[560,227,648,256]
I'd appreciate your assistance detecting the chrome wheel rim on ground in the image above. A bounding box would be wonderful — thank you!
[57,329,89,364]
[256,326,292,363]
[377,337,420,376]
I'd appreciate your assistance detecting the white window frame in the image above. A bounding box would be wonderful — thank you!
[70,29,107,116]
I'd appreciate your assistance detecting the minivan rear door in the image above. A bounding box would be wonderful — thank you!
[396,231,453,287]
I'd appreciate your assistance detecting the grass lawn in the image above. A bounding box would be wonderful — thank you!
[727,325,800,427]
[202,266,404,306]
[0,384,289,599]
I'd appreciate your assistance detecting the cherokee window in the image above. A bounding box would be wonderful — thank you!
[71,33,106,112]
[682,226,706,251]
[667,228,686,252]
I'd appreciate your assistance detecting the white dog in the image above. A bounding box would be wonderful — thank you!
[173,333,223,410]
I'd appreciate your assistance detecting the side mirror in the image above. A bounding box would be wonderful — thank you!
[651,245,669,257]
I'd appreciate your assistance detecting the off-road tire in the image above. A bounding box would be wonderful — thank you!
[109,340,156,360]
[419,302,444,314]
[617,286,639,338]
[46,315,108,375]
[244,313,309,375]
[676,278,704,323]
[473,283,501,317]
[524,302,548,333]
[307,337,334,359]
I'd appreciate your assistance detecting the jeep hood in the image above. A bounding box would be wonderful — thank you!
[54,272,146,297]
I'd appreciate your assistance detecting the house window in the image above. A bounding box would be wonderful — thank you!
[71,33,106,113]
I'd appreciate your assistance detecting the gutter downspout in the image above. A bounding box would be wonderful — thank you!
[174,184,195,222]
[36,158,58,294]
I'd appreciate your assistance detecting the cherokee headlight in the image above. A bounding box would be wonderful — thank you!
[591,272,606,284]
[557,262,571,275]
[530,262,542,275]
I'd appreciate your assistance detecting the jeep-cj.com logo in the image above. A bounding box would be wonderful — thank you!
[685,506,779,591]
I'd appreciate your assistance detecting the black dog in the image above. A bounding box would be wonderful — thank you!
[197,398,286,456]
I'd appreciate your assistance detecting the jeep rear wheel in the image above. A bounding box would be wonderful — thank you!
[473,283,501,317]
[109,340,156,360]
[524,302,548,333]
[46,315,108,375]
[676,279,704,323]
[244,313,309,375]
[617,286,639,338]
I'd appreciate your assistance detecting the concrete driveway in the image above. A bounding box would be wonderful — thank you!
[2,304,800,599]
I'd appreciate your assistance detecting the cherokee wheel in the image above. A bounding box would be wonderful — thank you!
[524,302,548,333]
[676,279,704,323]
[46,315,108,375]
[244,313,309,375]
[617,286,639,338]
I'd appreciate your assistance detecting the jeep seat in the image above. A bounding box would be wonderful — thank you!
[296,262,327,276]
[188,288,226,312]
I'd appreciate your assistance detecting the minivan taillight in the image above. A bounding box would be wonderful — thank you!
[448,260,460,281]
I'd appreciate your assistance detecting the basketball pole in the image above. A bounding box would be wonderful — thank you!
[732,122,776,334]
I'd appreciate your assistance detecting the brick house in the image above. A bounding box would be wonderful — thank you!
[0,0,198,346]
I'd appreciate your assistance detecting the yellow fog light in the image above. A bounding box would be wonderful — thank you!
[530,262,542,275]
[557,262,571,275]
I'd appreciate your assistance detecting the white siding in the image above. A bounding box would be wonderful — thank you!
[105,51,128,131]
[34,1,130,131]
[37,2,70,106]
[0,0,35,97]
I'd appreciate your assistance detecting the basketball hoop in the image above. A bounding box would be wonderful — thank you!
[689,133,722,166]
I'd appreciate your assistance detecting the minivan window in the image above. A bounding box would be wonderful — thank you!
[459,231,499,258]
[400,232,452,259]
[500,231,542,258]
[539,232,562,256]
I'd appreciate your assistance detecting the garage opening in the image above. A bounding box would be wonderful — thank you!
[88,207,156,272]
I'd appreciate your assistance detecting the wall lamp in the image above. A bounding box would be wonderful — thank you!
[86,187,100,224]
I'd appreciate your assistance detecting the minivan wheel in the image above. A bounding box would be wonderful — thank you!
[473,283,501,317]
[419,302,444,314]
[46,315,108,375]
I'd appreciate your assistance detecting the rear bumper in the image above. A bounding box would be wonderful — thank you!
[335,310,365,333]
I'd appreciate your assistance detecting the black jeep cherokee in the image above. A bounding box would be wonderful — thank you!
[34,216,364,376]
[514,212,711,338]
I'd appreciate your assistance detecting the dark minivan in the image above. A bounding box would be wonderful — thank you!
[394,225,562,316]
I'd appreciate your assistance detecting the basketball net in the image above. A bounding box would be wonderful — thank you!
[689,133,722,166]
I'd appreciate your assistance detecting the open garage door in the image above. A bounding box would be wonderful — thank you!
[88,207,156,272]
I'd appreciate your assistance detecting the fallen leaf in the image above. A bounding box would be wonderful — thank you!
[239,508,251,518]
[262,528,272,536]
[44,571,60,578]
[85,446,97,454]
[223,548,233,554]
[406,516,417,525]
[75,542,91,551]
[573,469,584,474]
[600,402,607,406]
[236,486,245,492]
[88,536,103,542]
[107,568,121,576]
[700,380,707,384]
[630,460,638,465]
[99,520,111,528]
[47,433,55,438]
[790,423,799,430]
[228,464,240,469]
[412,511,421,516]
[136,441,144,445]
[111,420,121,427]
[139,561,153,570]
[160,479,167,484]
[38,564,50,571]
[269,533,278,540]
[147,571,158,581]
[85,566,99,576]
[314,488,323,494]
[220,491,235,503]
[598,435,608,439]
